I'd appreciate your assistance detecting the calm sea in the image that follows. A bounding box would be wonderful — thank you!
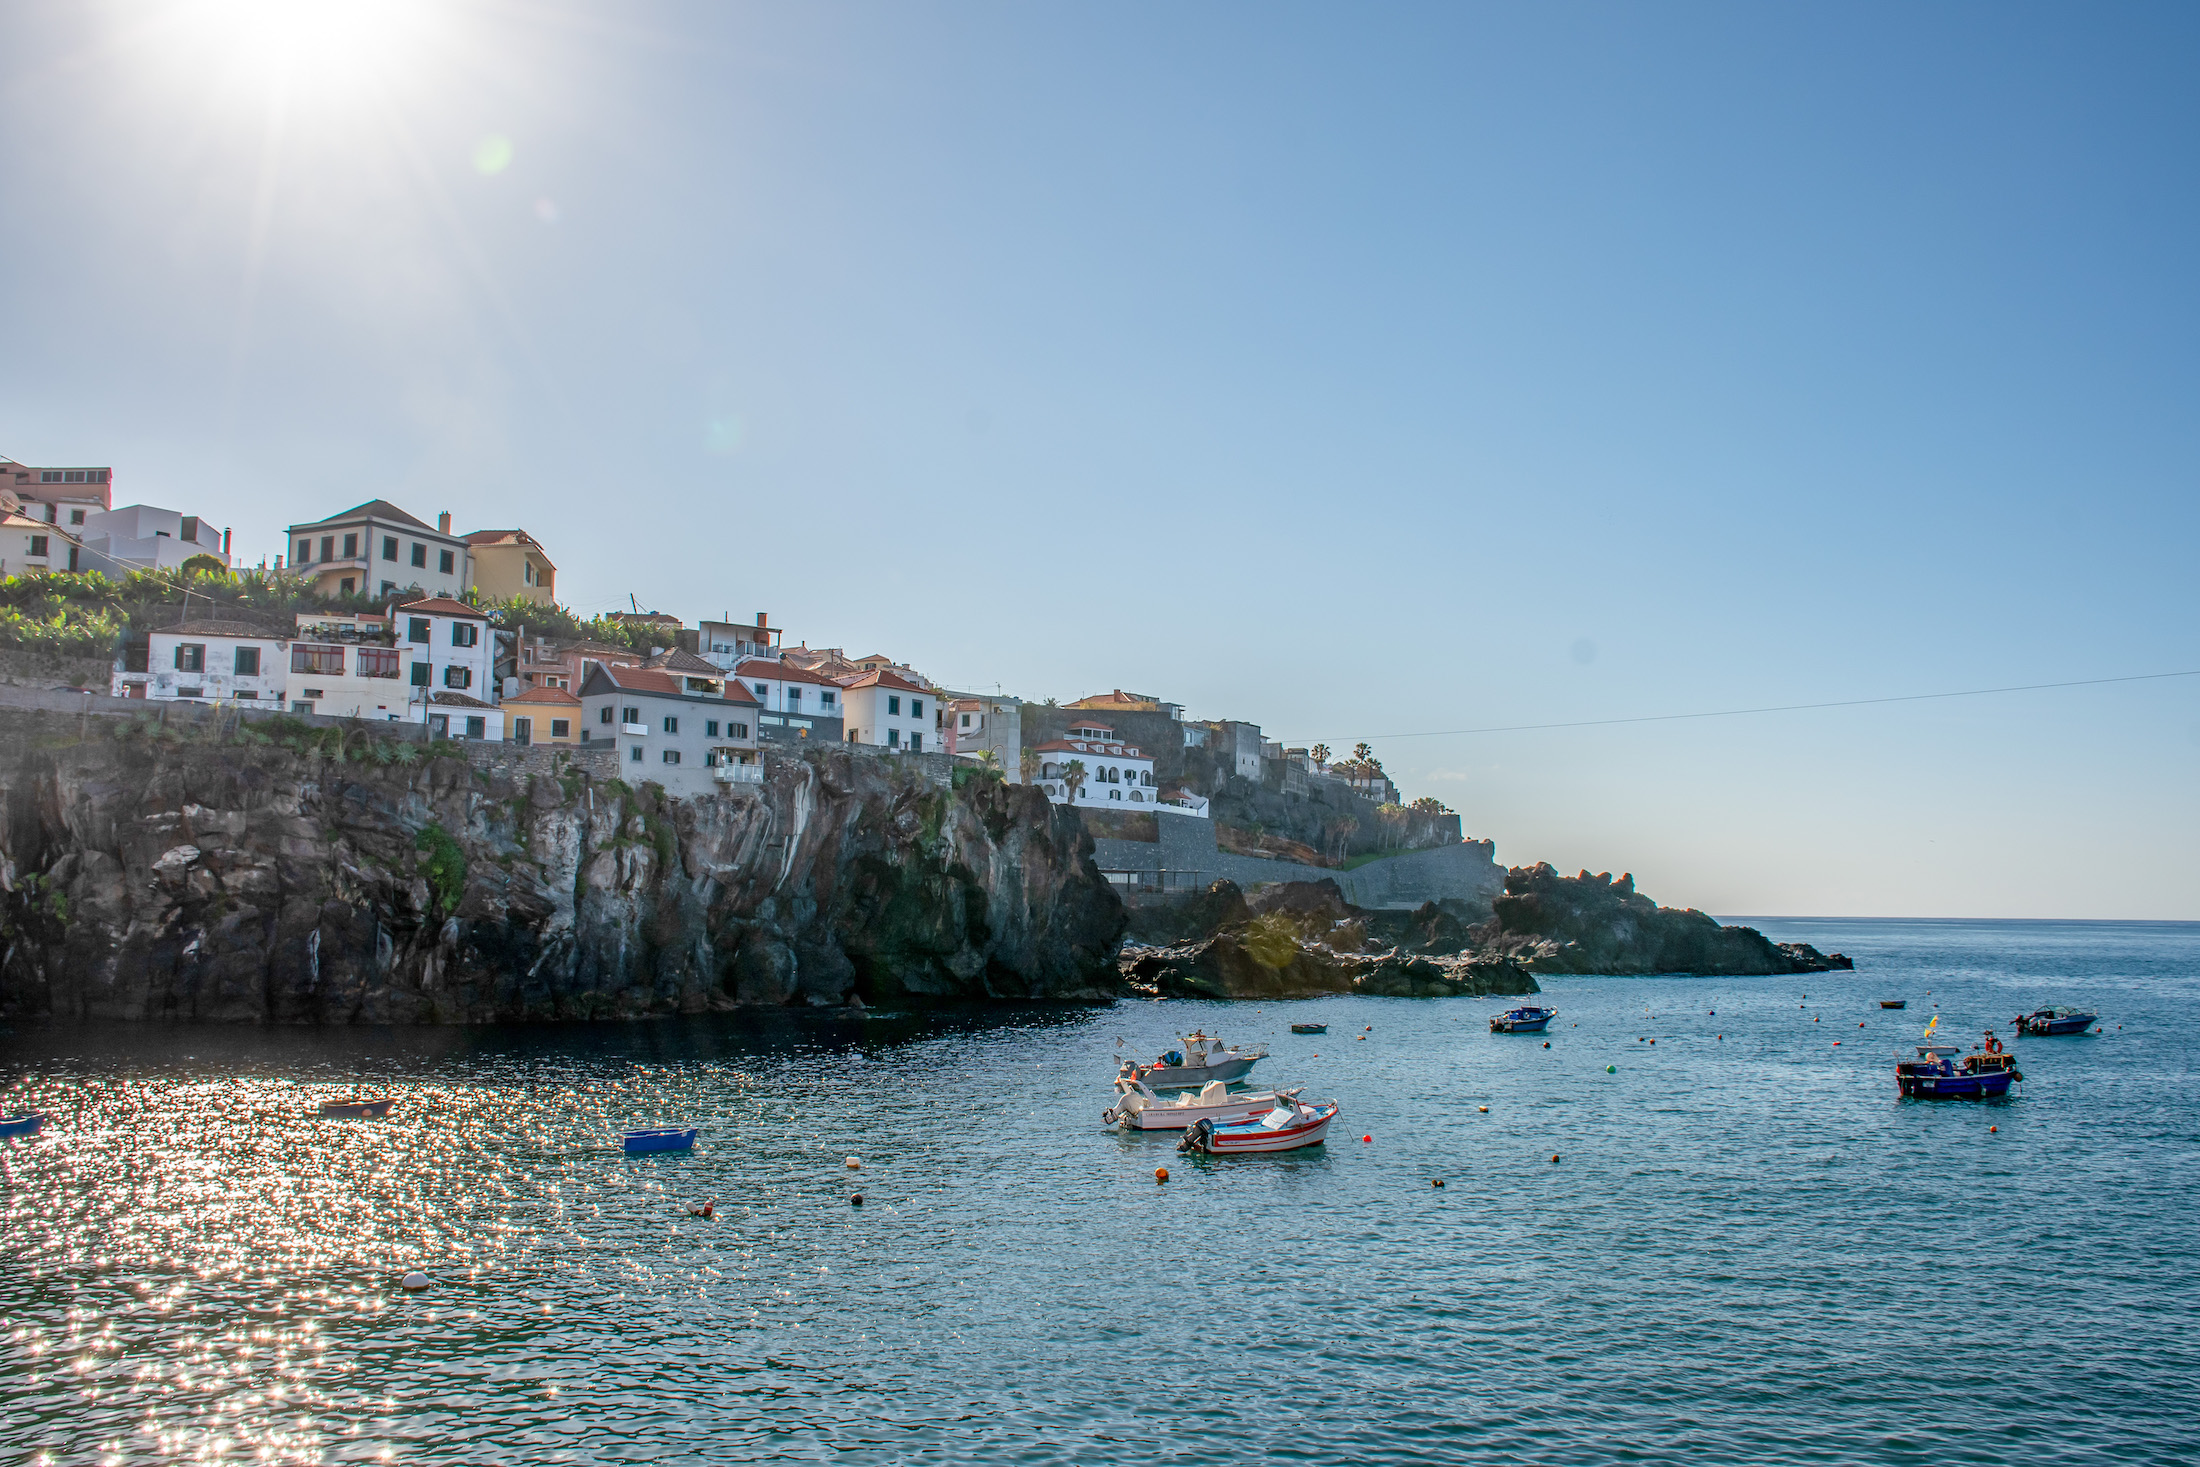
[4,917,2197,1465]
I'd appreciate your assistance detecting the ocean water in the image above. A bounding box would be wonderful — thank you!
[3,917,2197,1465]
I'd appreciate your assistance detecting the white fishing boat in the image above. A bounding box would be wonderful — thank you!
[1105,1076,1283,1131]
[1124,1032,1267,1089]
[1177,1090,1338,1155]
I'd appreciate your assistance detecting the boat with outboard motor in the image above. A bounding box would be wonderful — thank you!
[2016,1007,2097,1036]
[1896,1037,2020,1100]
[1106,1076,1284,1131]
[1124,1032,1267,1089]
[1490,1005,1557,1034]
[1177,1089,1338,1154]
[1290,1023,1327,1035]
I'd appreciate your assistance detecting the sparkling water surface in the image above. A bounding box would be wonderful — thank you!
[4,918,2197,1464]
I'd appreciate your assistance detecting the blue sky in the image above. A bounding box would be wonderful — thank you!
[3,2,2195,917]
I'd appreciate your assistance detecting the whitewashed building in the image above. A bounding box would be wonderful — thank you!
[138,621,290,704]
[1032,722,1158,807]
[77,505,229,575]
[734,656,844,742]
[577,661,763,799]
[284,612,420,721]
[837,669,934,751]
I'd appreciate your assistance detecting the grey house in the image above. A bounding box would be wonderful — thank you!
[578,658,763,799]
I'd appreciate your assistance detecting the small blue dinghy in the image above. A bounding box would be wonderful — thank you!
[623,1126,699,1155]
[1491,1005,1557,1034]
[0,1112,46,1139]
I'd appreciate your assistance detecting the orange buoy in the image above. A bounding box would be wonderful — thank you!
[1989,1125,1998,1133]
[1550,1154,1561,1164]
[1478,1105,1489,1113]
[1432,1179,1445,1188]
[1833,1041,1841,1046]
[1542,1041,1550,1048]
[1154,1167,1168,1183]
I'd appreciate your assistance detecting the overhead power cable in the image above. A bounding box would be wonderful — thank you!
[1285,668,2200,747]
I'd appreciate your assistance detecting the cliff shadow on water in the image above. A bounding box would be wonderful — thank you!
[0,709,1125,1024]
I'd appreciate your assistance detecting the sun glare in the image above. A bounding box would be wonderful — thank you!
[191,0,436,99]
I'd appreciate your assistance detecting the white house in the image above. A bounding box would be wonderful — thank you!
[837,669,934,751]
[283,612,421,721]
[77,505,229,575]
[2,458,112,533]
[0,509,83,576]
[1031,722,1158,807]
[734,656,844,742]
[577,661,763,799]
[393,596,498,714]
[286,501,471,600]
[698,614,784,669]
[425,691,505,742]
[138,621,290,704]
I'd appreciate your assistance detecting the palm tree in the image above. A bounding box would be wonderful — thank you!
[1309,743,1331,767]
[1019,746,1038,784]
[1062,758,1087,804]
[1352,742,1375,764]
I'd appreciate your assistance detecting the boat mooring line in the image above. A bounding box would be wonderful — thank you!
[1285,667,2200,746]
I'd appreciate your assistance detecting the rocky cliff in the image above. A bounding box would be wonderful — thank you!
[0,711,1124,1023]
[1476,864,1852,975]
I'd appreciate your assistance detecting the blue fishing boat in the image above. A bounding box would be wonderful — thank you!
[1290,1023,1327,1035]
[1896,1044,2020,1100]
[2016,1007,2097,1036]
[1491,1005,1557,1034]
[0,1112,45,1138]
[623,1126,699,1155]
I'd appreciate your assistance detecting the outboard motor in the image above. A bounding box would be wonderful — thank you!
[1178,1119,1213,1155]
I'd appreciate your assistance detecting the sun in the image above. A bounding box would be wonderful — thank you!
[188,0,438,100]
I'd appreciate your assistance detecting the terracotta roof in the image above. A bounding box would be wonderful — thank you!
[838,668,931,695]
[429,691,499,710]
[736,657,841,687]
[392,595,487,619]
[650,647,722,675]
[1066,689,1164,711]
[1031,738,1149,758]
[503,683,581,706]
[609,610,682,626]
[587,662,760,704]
[156,620,289,640]
[291,500,438,533]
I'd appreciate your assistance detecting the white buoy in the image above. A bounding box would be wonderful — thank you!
[401,1271,430,1290]
[845,1157,861,1170]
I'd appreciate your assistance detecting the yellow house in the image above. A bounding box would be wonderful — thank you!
[501,683,581,746]
[463,528,557,605]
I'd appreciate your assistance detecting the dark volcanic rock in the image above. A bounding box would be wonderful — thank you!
[1118,933,1537,1000]
[1475,863,1853,976]
[0,714,1125,1022]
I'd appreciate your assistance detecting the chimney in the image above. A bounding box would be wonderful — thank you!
[757,611,767,628]
[222,527,232,555]
[437,511,452,534]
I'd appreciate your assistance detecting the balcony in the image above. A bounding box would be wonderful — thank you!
[713,763,764,784]
[621,722,648,736]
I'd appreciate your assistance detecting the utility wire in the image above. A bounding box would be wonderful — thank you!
[1286,668,2200,747]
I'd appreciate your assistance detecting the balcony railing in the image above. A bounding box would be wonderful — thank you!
[621,722,648,736]
[713,763,764,784]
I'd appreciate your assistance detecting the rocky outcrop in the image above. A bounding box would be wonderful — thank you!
[1118,878,1540,1000]
[0,712,1125,1022]
[1476,864,1853,975]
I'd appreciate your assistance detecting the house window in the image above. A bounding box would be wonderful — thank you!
[320,536,334,561]
[234,647,260,677]
[630,745,644,762]
[820,691,834,707]
[911,699,923,719]
[292,645,344,675]
[411,543,426,568]
[68,509,83,526]
[755,682,769,698]
[787,687,800,705]
[887,728,900,748]
[411,663,431,687]
[28,535,47,557]
[175,643,206,673]
[438,549,455,574]
[341,533,358,558]
[663,749,681,764]
[380,581,395,597]
[444,666,471,689]
[408,618,430,643]
[729,722,748,739]
[428,714,449,739]
[297,539,311,563]
[357,647,400,679]
[450,623,478,648]
[663,716,678,734]
[550,719,570,738]
[888,696,900,716]
[622,707,640,724]
[961,713,971,728]
[177,686,204,699]
[40,470,58,483]
[599,706,613,724]
[382,536,398,561]
[465,716,485,739]
[910,732,923,752]
[706,720,719,737]
[339,577,355,595]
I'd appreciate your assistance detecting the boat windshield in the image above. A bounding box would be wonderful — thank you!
[1259,1104,1301,1130]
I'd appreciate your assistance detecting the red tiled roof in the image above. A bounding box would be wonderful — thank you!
[838,668,930,695]
[1066,690,1163,711]
[503,683,581,706]
[592,662,760,704]
[650,647,723,675]
[393,595,487,619]
[429,691,499,710]
[736,657,841,687]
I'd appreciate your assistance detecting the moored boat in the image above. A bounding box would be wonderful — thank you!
[318,1097,396,1119]
[1106,1077,1282,1131]
[2015,1007,2097,1036]
[1490,1005,1557,1034]
[1880,1000,1907,1009]
[1896,1043,2020,1100]
[1178,1091,1338,1154]
[1125,1032,1267,1089]
[623,1126,699,1154]
[0,1112,46,1138]
[1290,1023,1327,1035]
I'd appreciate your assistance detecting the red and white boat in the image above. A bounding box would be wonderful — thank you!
[1177,1091,1338,1154]
[1106,1076,1282,1131]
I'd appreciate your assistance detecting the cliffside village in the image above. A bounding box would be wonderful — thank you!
[2,461,1417,820]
